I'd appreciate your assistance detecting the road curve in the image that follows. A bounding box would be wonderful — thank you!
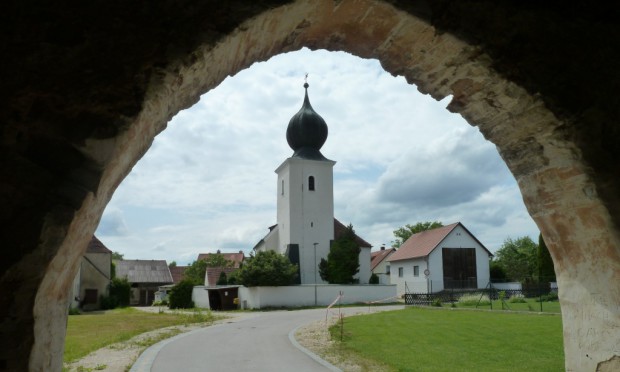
[131,305,403,372]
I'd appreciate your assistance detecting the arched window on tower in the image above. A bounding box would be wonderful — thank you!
[308,176,315,191]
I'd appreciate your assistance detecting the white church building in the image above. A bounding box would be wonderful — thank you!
[253,82,372,285]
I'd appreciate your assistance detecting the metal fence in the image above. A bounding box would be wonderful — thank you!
[404,282,560,313]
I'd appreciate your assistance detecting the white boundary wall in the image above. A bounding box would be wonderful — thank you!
[238,284,397,309]
[192,286,210,308]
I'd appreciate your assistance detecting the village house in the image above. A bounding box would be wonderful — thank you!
[388,222,492,295]
[116,260,173,306]
[370,246,397,285]
[69,236,112,310]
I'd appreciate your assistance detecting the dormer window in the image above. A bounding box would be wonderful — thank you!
[308,176,315,191]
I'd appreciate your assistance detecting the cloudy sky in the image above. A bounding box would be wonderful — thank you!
[96,48,539,265]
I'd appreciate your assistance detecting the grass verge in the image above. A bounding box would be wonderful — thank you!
[330,307,564,372]
[64,307,218,363]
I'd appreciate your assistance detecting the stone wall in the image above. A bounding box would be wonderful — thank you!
[0,1,618,370]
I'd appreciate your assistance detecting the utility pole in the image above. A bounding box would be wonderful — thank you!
[313,242,318,306]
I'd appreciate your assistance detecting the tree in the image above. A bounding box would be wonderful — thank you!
[184,259,208,285]
[319,224,360,284]
[168,280,195,309]
[111,251,124,261]
[169,261,177,268]
[227,270,240,285]
[538,233,556,282]
[217,271,228,285]
[391,221,443,247]
[203,252,235,268]
[489,259,507,281]
[369,273,379,284]
[238,250,297,286]
[494,236,538,282]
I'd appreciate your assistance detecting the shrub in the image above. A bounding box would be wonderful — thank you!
[108,277,131,307]
[432,298,442,307]
[68,307,80,315]
[369,273,379,284]
[458,294,491,306]
[152,299,168,307]
[99,294,118,310]
[509,296,527,303]
[168,280,195,309]
[238,251,298,287]
[537,293,559,302]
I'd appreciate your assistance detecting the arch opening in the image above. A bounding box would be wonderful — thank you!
[2,1,617,371]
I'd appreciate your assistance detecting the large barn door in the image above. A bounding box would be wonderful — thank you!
[442,248,477,289]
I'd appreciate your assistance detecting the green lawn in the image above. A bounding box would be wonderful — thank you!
[64,307,217,363]
[331,307,564,372]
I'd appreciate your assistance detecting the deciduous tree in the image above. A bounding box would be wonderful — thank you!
[203,253,234,268]
[391,221,443,248]
[494,236,538,282]
[184,259,208,285]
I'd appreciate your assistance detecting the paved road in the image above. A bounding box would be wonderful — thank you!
[132,305,403,372]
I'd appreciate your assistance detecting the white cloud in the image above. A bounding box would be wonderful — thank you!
[96,48,539,263]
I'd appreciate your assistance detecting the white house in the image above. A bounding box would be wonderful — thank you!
[253,82,372,284]
[370,246,396,284]
[387,222,492,295]
[70,236,112,310]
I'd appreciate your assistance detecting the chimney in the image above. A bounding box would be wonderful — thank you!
[380,245,385,251]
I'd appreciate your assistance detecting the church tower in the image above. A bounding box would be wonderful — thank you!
[275,82,335,284]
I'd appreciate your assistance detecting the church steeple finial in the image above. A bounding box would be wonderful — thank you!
[286,78,329,161]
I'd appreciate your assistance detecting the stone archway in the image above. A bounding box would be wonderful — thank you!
[1,1,618,371]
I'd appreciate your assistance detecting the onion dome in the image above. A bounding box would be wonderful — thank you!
[286,83,329,161]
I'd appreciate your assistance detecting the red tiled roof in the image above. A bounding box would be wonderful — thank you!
[169,266,188,284]
[86,236,112,254]
[388,222,492,262]
[370,247,396,270]
[205,267,239,286]
[197,251,245,268]
[388,223,459,262]
[334,219,372,248]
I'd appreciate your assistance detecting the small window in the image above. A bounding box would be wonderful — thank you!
[281,180,284,196]
[386,265,390,275]
[398,267,403,277]
[414,265,419,277]
[308,176,315,191]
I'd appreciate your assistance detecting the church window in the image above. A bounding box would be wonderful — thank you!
[281,180,284,196]
[308,176,315,191]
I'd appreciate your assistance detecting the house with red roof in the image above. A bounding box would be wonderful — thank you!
[370,246,396,284]
[387,222,492,295]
